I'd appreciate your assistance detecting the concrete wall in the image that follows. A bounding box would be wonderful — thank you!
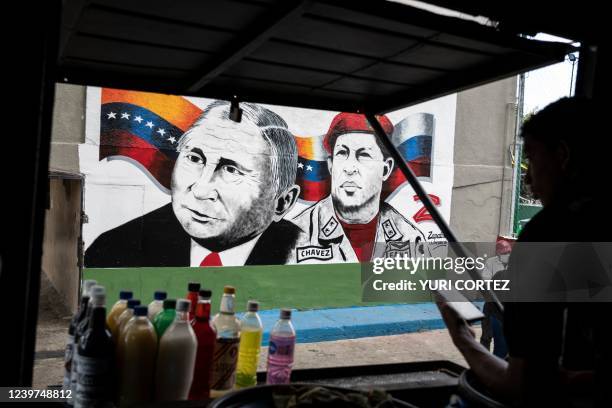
[42,83,86,312]
[450,78,518,241]
[41,178,82,313]
[49,84,85,174]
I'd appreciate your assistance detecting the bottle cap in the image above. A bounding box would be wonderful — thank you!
[163,299,177,309]
[247,300,259,312]
[134,305,148,317]
[280,308,292,319]
[90,286,106,305]
[119,290,133,300]
[199,289,212,299]
[154,291,167,301]
[82,280,97,296]
[223,285,236,295]
[176,299,191,312]
[188,282,201,292]
[126,299,141,309]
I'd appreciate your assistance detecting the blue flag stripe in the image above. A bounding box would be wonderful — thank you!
[297,157,329,182]
[397,135,432,162]
[101,102,182,159]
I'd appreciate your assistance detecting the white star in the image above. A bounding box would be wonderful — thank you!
[157,128,166,136]
[107,112,116,119]
[306,165,313,171]
[121,112,130,119]
[134,115,143,123]
[145,121,154,129]
[298,162,304,169]
[167,136,177,144]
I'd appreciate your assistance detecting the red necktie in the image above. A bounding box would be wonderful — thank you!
[200,252,223,267]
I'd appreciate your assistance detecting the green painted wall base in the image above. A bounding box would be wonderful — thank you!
[85,263,373,314]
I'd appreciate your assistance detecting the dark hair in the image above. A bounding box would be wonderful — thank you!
[521,97,600,159]
[521,97,605,190]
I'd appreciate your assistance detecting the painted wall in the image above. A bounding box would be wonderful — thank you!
[44,80,518,310]
[79,88,457,269]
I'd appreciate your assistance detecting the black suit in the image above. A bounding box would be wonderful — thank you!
[84,203,301,267]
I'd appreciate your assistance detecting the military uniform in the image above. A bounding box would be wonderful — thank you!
[288,196,428,264]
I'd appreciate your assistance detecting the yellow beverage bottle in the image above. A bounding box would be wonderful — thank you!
[106,291,133,339]
[235,301,263,388]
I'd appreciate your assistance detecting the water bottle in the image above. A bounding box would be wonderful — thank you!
[235,300,263,388]
[266,309,296,384]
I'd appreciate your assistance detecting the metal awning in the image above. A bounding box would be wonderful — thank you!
[58,0,574,113]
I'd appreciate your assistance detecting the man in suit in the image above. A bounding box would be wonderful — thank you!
[85,101,301,267]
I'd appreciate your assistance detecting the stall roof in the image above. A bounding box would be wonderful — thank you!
[58,0,573,113]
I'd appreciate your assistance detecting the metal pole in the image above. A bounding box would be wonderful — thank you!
[365,113,503,313]
[510,73,525,235]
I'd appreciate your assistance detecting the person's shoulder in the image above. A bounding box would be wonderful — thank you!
[247,219,303,265]
[84,216,146,268]
[519,197,607,242]
[290,197,328,228]
[380,202,424,236]
[268,218,303,237]
[84,203,184,268]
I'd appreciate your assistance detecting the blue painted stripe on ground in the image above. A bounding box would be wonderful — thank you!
[241,303,454,345]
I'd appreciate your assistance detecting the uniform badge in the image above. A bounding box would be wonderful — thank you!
[384,241,412,259]
[296,245,334,263]
[382,219,399,240]
[321,217,339,237]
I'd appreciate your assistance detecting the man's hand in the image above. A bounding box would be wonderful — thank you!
[436,300,477,352]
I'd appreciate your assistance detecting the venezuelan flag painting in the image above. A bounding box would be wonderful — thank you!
[99,88,202,191]
[98,89,433,202]
[294,134,331,202]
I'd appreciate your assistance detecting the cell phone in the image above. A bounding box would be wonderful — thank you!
[432,283,485,323]
[444,301,485,323]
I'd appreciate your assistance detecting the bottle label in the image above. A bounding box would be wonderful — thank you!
[69,350,79,403]
[63,335,74,390]
[269,336,295,360]
[75,354,111,408]
[210,337,240,390]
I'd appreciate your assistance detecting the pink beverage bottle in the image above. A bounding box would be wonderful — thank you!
[266,309,296,384]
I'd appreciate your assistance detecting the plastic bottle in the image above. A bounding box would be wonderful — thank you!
[147,290,167,321]
[266,309,296,385]
[189,289,215,400]
[210,286,241,398]
[63,279,97,401]
[235,300,263,388]
[155,299,198,401]
[153,299,177,338]
[186,282,200,320]
[117,305,157,407]
[75,304,114,408]
[106,290,133,338]
[115,299,141,340]
[71,285,106,402]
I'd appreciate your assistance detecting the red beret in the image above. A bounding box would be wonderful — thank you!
[323,112,394,154]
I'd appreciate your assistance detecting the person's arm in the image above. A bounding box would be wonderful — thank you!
[437,301,524,402]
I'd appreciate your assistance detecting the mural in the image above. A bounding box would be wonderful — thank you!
[81,88,455,268]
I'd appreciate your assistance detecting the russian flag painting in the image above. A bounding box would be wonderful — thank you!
[384,112,434,195]
[99,88,202,191]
